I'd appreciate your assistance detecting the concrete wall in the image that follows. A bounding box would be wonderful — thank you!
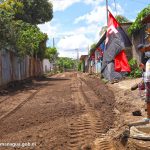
[43,59,52,73]
[131,27,146,64]
[131,23,150,64]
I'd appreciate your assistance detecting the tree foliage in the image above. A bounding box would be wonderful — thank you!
[128,5,150,35]
[99,26,107,36]
[57,57,76,71]
[90,43,97,49]
[15,0,53,24]
[45,47,58,62]
[0,0,53,59]
[115,15,130,23]
[0,9,13,47]
[14,21,48,57]
[0,0,53,25]
[0,0,23,15]
[89,43,97,55]
[128,59,142,78]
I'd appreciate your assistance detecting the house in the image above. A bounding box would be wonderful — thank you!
[43,59,53,73]
[79,55,89,72]
[120,23,133,60]
[131,13,150,64]
[89,23,132,75]
[89,32,106,74]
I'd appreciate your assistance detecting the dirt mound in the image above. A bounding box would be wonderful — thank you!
[80,75,115,131]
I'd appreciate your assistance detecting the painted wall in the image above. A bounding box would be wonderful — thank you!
[84,56,89,72]
[95,50,101,73]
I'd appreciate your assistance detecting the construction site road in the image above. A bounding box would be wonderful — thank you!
[0,72,142,150]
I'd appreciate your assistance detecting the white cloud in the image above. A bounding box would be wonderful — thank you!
[74,6,107,25]
[110,3,124,16]
[83,0,104,5]
[50,0,80,12]
[58,50,88,58]
[57,34,92,50]
[39,1,125,58]
[74,24,101,35]
[38,22,59,37]
[74,2,124,24]
[50,0,104,12]
[38,20,102,58]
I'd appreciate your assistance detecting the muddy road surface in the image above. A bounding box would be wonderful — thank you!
[0,72,116,150]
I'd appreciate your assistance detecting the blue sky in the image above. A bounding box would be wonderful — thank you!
[38,0,150,58]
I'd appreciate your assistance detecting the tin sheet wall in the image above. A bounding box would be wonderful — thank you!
[0,50,43,86]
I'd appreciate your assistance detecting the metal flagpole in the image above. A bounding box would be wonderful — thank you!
[106,0,108,25]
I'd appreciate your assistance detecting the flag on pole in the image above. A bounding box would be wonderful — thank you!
[101,10,131,74]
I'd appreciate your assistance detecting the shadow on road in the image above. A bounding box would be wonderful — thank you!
[0,76,70,96]
[36,77,71,81]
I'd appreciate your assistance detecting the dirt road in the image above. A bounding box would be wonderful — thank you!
[0,72,116,150]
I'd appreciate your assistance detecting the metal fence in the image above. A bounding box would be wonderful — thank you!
[0,50,43,87]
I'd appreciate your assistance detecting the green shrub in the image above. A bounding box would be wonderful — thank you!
[78,62,82,71]
[128,58,142,78]
[128,5,150,35]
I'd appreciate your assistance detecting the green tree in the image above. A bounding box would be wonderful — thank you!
[0,9,15,48]
[89,43,97,55]
[0,0,6,3]
[90,43,97,49]
[0,13,48,58]
[0,0,24,49]
[0,0,52,59]
[45,47,58,62]
[0,0,23,15]
[57,57,76,71]
[15,21,48,57]
[15,0,53,24]
[115,15,130,23]
[99,26,107,36]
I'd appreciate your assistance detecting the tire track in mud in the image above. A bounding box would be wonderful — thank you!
[68,115,92,149]
[128,139,150,150]
[80,77,116,150]
[0,96,10,104]
[94,137,115,150]
[68,77,115,150]
[0,81,48,122]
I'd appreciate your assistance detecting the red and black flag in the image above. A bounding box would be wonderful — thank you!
[101,10,131,78]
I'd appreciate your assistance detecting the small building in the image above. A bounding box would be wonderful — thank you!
[43,59,53,73]
[80,55,89,73]
[120,23,133,60]
[131,14,150,64]
[89,32,106,74]
[89,23,132,74]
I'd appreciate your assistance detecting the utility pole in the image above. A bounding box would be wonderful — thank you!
[106,0,108,25]
[53,37,55,48]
